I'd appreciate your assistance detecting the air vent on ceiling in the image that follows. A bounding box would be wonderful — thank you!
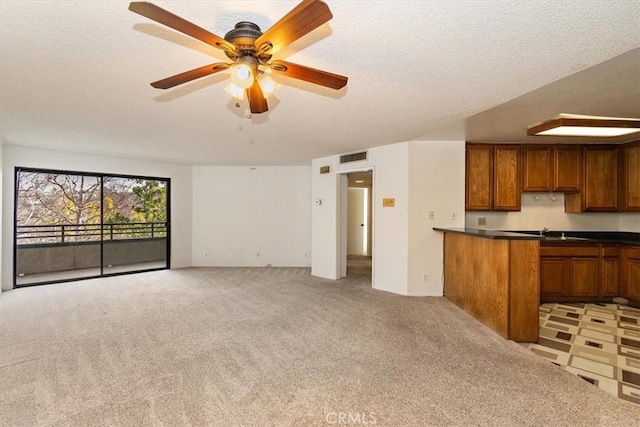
[340,151,368,164]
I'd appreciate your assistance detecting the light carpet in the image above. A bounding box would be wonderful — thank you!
[1,267,639,426]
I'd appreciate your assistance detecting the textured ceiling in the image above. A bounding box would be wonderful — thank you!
[1,1,639,165]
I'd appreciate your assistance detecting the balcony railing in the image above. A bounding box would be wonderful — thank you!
[17,222,167,245]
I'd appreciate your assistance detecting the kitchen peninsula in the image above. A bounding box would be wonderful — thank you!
[434,228,640,343]
[434,228,540,343]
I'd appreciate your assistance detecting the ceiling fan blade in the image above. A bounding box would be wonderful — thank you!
[271,60,347,90]
[255,0,333,55]
[151,63,230,89]
[246,80,269,114]
[129,2,236,53]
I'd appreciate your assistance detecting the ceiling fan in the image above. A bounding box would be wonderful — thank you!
[128,0,348,114]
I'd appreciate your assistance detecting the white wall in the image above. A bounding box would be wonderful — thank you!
[312,142,410,294]
[311,155,342,280]
[0,140,2,294]
[2,145,193,290]
[408,141,465,296]
[311,140,466,296]
[464,193,632,231]
[367,143,410,294]
[191,166,311,267]
[619,213,640,232]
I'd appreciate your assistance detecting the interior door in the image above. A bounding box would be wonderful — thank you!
[347,188,366,255]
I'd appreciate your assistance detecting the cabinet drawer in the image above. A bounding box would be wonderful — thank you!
[601,246,620,257]
[540,245,599,257]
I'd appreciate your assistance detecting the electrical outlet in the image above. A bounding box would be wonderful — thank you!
[478,217,487,226]
[428,211,435,220]
[256,252,260,257]
[451,212,457,220]
[423,275,429,282]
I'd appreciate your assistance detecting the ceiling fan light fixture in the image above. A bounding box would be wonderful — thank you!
[230,64,254,89]
[230,56,258,90]
[225,82,245,100]
[527,114,640,137]
[258,74,279,98]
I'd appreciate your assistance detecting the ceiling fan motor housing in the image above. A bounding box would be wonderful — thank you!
[224,22,269,61]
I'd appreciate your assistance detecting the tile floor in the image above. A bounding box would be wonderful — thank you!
[526,303,640,406]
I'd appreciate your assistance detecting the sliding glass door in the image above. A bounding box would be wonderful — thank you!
[14,168,170,287]
[102,177,168,275]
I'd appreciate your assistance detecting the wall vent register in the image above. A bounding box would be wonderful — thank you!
[340,151,368,164]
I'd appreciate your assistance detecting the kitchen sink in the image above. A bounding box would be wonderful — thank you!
[541,236,590,241]
[502,230,591,241]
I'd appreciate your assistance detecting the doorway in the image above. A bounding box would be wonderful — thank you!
[340,170,373,279]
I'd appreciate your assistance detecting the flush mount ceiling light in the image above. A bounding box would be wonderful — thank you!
[527,114,640,137]
[128,1,348,114]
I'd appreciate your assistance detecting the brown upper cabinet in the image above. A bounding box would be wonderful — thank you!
[468,141,638,213]
[618,140,640,212]
[493,146,521,210]
[465,145,493,210]
[466,144,521,211]
[522,146,553,192]
[565,146,618,212]
[522,145,581,193]
[553,146,582,192]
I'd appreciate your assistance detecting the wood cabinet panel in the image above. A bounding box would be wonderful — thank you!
[509,241,540,343]
[541,243,626,301]
[601,257,619,297]
[465,145,493,211]
[443,232,539,342]
[493,146,521,211]
[540,258,568,297]
[523,146,553,192]
[568,258,599,296]
[619,141,640,211]
[582,146,617,211]
[622,247,640,303]
[541,246,599,257]
[554,145,582,192]
[628,260,640,301]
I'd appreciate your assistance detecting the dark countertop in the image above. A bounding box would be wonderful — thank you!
[433,227,640,246]
[433,227,541,240]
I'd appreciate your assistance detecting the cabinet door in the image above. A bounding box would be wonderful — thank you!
[583,146,617,211]
[493,146,521,211]
[523,146,553,192]
[540,257,568,298]
[618,142,640,212]
[568,258,599,296]
[554,145,582,192]
[601,257,619,297]
[621,247,640,301]
[466,145,493,211]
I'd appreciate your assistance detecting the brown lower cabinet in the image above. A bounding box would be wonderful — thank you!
[540,243,622,302]
[621,246,640,301]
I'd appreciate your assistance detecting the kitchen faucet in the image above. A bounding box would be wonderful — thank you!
[540,227,549,236]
